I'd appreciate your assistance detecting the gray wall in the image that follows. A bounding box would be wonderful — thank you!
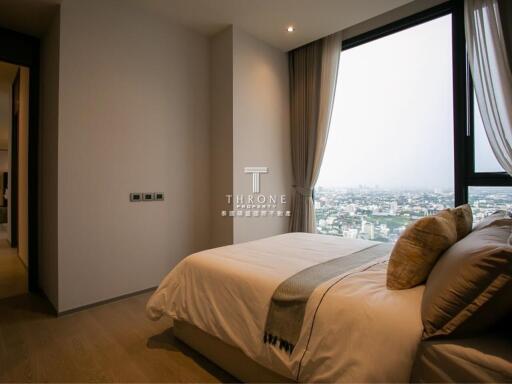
[210,28,234,248]
[39,11,60,309]
[57,0,211,312]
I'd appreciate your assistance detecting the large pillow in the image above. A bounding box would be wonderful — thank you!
[422,218,512,339]
[387,213,457,290]
[473,210,511,231]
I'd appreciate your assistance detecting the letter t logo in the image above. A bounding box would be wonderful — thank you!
[244,167,268,193]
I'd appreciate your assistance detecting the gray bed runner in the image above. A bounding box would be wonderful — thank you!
[263,242,392,354]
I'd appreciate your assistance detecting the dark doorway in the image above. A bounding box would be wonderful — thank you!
[0,27,39,292]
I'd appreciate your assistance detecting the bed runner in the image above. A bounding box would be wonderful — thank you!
[263,242,392,354]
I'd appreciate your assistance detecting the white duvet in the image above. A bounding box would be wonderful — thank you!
[147,233,424,383]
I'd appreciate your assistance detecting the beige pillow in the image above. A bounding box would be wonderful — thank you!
[447,204,473,240]
[422,221,512,339]
[387,213,457,290]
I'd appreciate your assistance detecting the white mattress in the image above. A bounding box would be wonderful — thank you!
[147,233,424,382]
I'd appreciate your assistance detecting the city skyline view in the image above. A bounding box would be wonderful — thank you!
[315,186,512,242]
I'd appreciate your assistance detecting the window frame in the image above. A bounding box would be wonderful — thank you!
[336,0,512,208]
[465,75,512,187]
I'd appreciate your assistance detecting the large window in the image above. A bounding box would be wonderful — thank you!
[468,92,512,218]
[315,1,512,241]
[316,15,454,242]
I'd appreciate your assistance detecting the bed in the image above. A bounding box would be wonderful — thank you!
[411,332,512,383]
[146,232,425,382]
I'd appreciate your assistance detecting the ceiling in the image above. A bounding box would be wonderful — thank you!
[0,0,413,50]
[132,0,414,51]
[0,0,60,37]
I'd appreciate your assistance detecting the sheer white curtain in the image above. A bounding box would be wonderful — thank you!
[465,0,512,175]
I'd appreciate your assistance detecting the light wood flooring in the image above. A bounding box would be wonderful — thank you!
[0,291,236,382]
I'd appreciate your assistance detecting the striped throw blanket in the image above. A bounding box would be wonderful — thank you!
[263,243,392,354]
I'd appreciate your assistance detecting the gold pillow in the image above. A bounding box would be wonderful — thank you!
[445,204,473,240]
[422,221,512,339]
[387,213,457,290]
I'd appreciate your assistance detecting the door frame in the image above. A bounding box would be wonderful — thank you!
[0,27,39,292]
[10,69,19,248]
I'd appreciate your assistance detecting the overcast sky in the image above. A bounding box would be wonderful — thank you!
[317,15,457,190]
[474,93,504,172]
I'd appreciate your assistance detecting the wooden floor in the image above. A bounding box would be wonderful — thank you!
[0,237,27,300]
[0,291,236,382]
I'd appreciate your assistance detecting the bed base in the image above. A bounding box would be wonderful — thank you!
[173,320,295,383]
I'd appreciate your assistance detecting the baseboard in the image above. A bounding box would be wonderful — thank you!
[57,286,157,316]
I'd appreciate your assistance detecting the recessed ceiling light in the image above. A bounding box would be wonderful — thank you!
[287,26,295,33]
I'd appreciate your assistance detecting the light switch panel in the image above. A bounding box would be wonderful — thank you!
[130,192,142,202]
[142,193,154,201]
[155,192,164,201]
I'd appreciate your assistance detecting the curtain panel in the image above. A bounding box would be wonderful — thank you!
[465,0,512,175]
[289,32,342,233]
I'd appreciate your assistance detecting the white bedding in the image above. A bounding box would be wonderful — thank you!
[147,233,425,382]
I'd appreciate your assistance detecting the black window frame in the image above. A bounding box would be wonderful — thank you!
[337,0,512,208]
[465,75,512,187]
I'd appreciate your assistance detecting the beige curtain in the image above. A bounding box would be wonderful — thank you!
[289,32,342,233]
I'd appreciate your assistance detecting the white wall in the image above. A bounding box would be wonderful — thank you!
[232,27,291,243]
[57,0,210,312]
[35,3,290,311]
[39,11,60,309]
[209,27,291,246]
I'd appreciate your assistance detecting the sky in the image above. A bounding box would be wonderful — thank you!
[317,15,458,190]
[474,93,504,172]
